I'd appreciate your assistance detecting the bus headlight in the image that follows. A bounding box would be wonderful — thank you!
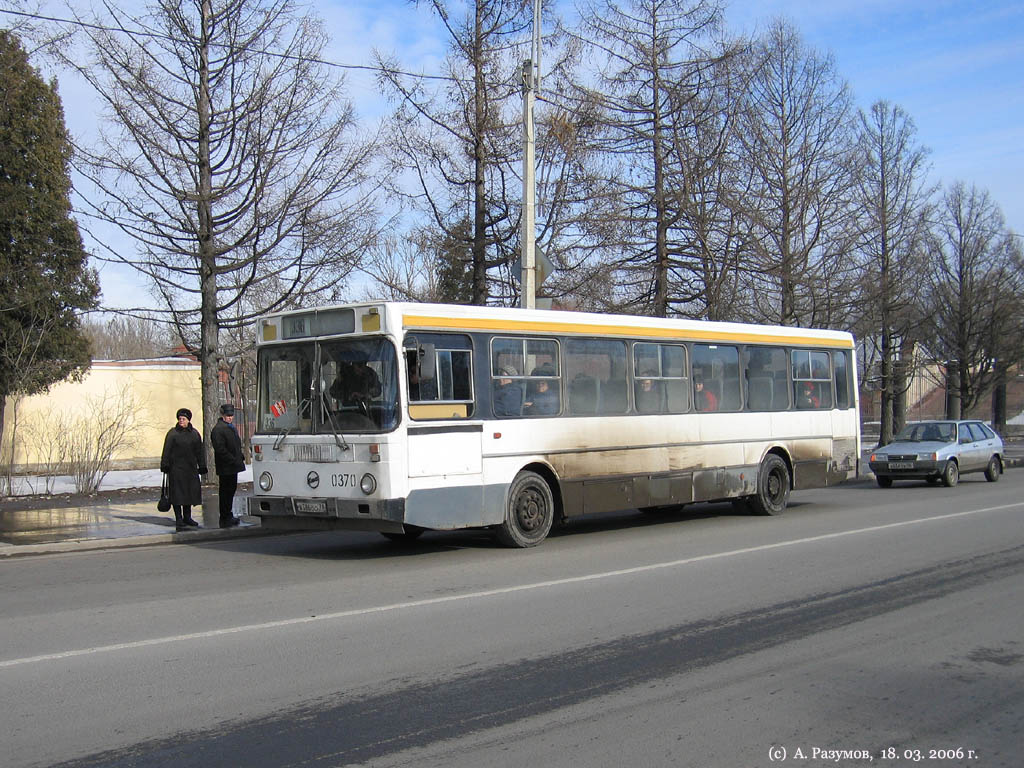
[258,472,274,492]
[360,473,377,495]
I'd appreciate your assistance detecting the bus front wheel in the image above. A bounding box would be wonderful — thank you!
[497,471,554,548]
[749,454,790,516]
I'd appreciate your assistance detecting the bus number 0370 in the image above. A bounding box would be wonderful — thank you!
[331,473,358,488]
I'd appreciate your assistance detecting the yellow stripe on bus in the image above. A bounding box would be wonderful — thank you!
[402,314,854,349]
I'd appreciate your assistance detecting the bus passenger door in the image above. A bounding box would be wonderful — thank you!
[406,423,485,528]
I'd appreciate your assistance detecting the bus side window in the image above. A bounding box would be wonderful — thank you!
[744,346,788,411]
[692,344,739,411]
[491,336,560,418]
[632,342,661,414]
[566,338,627,416]
[834,350,851,409]
[405,334,475,419]
[793,350,832,409]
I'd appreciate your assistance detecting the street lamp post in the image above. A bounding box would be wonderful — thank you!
[520,0,541,309]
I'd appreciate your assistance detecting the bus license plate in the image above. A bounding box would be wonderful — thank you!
[295,500,328,515]
[888,461,914,470]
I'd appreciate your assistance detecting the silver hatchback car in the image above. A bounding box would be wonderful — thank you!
[869,420,1004,488]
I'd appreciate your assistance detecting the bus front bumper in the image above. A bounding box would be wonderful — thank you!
[249,495,408,533]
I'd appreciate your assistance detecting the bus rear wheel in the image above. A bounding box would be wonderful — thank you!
[496,471,554,548]
[748,454,790,515]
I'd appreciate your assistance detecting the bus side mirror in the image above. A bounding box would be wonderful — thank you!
[419,343,436,380]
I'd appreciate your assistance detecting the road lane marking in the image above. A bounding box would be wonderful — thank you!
[3,502,1021,669]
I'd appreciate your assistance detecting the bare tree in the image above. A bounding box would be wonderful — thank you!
[850,100,934,445]
[661,45,750,320]
[362,225,477,304]
[571,0,726,317]
[923,183,1019,417]
[731,19,856,328]
[82,314,177,360]
[61,383,141,492]
[0,1,76,59]
[376,0,533,305]
[62,0,379,466]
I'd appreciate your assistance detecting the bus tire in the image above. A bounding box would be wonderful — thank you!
[496,471,554,548]
[749,454,790,516]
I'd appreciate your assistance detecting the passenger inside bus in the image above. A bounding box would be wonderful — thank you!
[694,374,718,411]
[524,364,559,415]
[797,381,820,409]
[493,367,523,417]
[635,371,662,414]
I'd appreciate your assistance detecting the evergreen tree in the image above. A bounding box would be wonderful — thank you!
[0,30,99,459]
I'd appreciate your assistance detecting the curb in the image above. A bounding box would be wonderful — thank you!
[0,523,276,558]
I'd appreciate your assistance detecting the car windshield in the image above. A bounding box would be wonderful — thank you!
[893,422,955,443]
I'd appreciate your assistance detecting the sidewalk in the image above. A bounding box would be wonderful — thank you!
[0,494,267,557]
[0,467,267,557]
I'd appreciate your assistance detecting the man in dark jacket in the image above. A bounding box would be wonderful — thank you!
[210,403,246,527]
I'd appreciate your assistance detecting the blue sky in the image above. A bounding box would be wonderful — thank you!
[324,0,1023,231]
[724,0,1023,233]
[12,0,1021,309]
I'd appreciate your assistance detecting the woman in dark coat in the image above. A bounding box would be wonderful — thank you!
[160,407,207,531]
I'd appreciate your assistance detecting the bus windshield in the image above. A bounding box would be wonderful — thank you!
[257,337,399,434]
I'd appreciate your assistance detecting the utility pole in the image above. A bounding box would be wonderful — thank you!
[520,0,541,309]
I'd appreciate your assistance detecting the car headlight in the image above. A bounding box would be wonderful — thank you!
[871,454,886,462]
[258,472,273,492]
[360,473,377,495]
[919,453,937,461]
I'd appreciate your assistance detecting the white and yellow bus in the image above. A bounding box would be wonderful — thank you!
[250,302,859,547]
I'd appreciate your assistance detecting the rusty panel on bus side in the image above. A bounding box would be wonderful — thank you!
[561,473,694,516]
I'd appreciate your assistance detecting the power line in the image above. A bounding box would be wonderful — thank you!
[0,6,458,83]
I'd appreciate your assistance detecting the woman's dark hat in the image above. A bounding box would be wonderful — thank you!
[220,404,235,416]
[176,408,192,420]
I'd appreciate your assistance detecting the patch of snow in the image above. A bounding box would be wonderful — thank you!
[8,467,253,497]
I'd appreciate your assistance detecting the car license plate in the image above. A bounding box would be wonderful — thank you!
[888,461,914,470]
[295,500,328,515]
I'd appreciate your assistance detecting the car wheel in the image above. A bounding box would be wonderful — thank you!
[496,471,554,547]
[941,460,959,488]
[749,454,790,515]
[875,475,893,488]
[984,456,1001,482]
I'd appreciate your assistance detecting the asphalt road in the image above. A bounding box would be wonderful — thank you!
[2,474,1023,768]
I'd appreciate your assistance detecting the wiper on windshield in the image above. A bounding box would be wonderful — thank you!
[318,383,351,451]
[273,396,312,450]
